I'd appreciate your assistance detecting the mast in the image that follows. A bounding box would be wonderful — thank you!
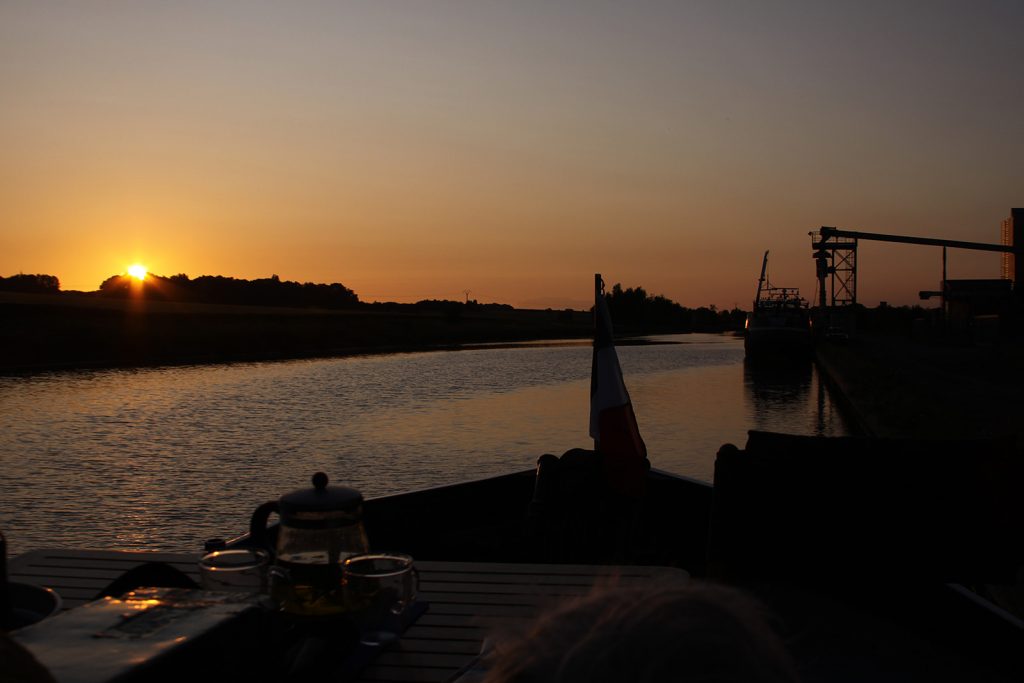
[754,250,769,308]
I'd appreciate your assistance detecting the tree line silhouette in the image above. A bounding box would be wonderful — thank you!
[2,272,745,331]
[97,273,360,309]
[603,283,746,332]
[0,273,60,294]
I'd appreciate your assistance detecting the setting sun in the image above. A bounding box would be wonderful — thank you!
[127,264,147,281]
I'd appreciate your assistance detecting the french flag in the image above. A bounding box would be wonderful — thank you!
[589,274,649,497]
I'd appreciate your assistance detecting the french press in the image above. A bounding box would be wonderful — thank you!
[249,472,369,615]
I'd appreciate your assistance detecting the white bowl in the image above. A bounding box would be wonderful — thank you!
[6,582,62,629]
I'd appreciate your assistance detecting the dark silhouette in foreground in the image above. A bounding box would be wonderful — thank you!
[482,582,799,683]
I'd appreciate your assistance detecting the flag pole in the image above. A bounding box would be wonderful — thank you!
[592,274,601,451]
[589,272,649,498]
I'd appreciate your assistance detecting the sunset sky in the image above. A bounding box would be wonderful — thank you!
[2,1,1021,309]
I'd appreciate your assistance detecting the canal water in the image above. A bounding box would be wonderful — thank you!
[0,333,851,555]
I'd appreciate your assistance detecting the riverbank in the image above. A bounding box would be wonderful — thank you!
[814,332,1024,446]
[0,291,593,373]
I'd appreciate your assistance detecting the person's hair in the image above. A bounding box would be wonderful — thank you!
[483,581,798,683]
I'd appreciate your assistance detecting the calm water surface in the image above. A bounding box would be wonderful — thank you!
[0,334,851,554]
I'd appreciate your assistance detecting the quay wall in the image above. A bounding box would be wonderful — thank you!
[814,334,1024,447]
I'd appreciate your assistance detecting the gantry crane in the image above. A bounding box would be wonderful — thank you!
[810,210,1023,311]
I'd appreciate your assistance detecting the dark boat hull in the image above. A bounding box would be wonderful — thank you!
[362,466,713,571]
[744,324,812,357]
[353,439,1023,682]
[224,436,1022,681]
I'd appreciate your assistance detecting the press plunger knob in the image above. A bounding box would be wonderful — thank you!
[312,472,329,490]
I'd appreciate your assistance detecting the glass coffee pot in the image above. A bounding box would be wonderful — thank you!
[249,472,369,615]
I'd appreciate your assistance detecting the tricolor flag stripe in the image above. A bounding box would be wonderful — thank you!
[589,274,648,496]
[589,345,631,439]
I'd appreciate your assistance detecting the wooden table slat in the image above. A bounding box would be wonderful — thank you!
[16,549,201,563]
[391,638,483,656]
[419,582,596,597]
[420,602,541,618]
[9,565,193,581]
[13,559,200,575]
[358,664,455,682]
[9,549,687,683]
[374,651,478,668]
[415,591,552,607]
[414,560,679,576]
[417,613,531,629]
[420,571,655,586]
[402,624,487,640]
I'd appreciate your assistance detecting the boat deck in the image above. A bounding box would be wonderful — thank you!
[9,549,687,682]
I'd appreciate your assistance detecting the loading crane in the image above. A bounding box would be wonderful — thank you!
[810,210,1023,311]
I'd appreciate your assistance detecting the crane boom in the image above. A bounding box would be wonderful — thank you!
[815,227,1012,253]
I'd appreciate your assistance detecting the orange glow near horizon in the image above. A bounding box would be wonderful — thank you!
[0,4,1020,309]
[127,265,148,282]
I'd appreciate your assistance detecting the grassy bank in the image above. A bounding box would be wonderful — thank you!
[0,291,593,372]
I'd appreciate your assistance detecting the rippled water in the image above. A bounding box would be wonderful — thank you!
[0,333,851,555]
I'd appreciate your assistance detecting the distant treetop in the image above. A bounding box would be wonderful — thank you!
[0,273,60,294]
[97,272,359,309]
[603,282,745,332]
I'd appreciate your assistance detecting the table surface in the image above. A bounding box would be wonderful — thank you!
[10,549,688,682]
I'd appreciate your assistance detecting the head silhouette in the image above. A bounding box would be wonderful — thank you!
[484,582,798,683]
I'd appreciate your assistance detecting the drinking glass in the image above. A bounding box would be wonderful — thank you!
[198,548,269,593]
[342,552,418,646]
